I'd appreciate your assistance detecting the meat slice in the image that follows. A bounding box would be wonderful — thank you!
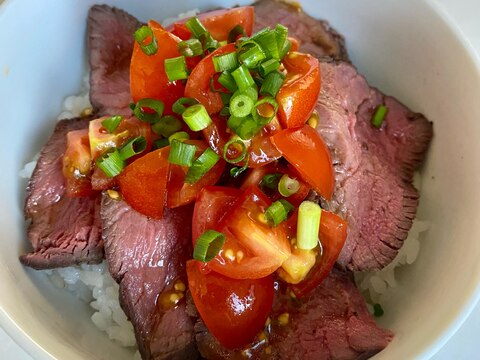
[21,118,103,269]
[101,193,198,360]
[254,0,348,61]
[88,5,141,116]
[194,269,393,359]
[315,61,433,270]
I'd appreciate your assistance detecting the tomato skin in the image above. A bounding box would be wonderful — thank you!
[276,52,321,128]
[185,43,236,114]
[271,125,334,200]
[167,7,254,41]
[187,260,274,349]
[167,140,226,208]
[63,129,94,197]
[130,20,184,114]
[117,148,170,219]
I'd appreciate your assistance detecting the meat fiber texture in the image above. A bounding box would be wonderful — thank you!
[101,194,198,360]
[194,269,393,360]
[21,117,103,269]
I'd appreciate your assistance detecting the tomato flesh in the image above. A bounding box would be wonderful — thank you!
[187,260,274,349]
[271,125,334,200]
[276,52,321,128]
[63,129,93,197]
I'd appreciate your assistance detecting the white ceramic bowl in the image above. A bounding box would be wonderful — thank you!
[1,0,480,359]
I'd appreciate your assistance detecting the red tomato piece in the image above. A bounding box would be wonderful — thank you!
[167,140,226,208]
[117,148,170,219]
[167,7,254,42]
[187,260,274,349]
[271,125,334,200]
[288,210,348,297]
[130,20,185,114]
[91,166,115,191]
[63,129,94,197]
[185,43,236,114]
[276,52,320,128]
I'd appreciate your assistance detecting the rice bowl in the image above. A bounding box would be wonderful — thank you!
[2,0,480,359]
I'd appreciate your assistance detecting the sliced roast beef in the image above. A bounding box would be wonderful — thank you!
[101,193,198,360]
[21,118,103,269]
[195,269,393,359]
[88,5,141,116]
[315,61,433,270]
[254,0,348,61]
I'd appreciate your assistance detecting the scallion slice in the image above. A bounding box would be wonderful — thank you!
[185,148,220,184]
[230,91,255,118]
[230,153,250,178]
[132,98,164,123]
[220,106,231,117]
[259,58,280,77]
[260,70,285,97]
[297,201,322,250]
[251,28,279,59]
[185,17,208,39]
[278,39,292,60]
[168,139,197,166]
[373,303,384,317]
[231,65,255,92]
[223,138,247,164]
[119,136,147,160]
[278,174,300,197]
[371,104,388,129]
[151,115,183,137]
[260,173,282,191]
[153,138,170,149]
[200,33,220,52]
[193,230,226,262]
[134,26,158,55]
[178,38,203,57]
[213,52,239,72]
[265,199,294,227]
[238,42,266,69]
[165,56,189,81]
[228,114,262,140]
[101,115,123,133]
[172,97,198,115]
[218,72,238,93]
[274,24,288,57]
[252,97,278,125]
[182,104,212,131]
[168,131,190,143]
[97,149,125,178]
[228,25,246,43]
[220,92,233,106]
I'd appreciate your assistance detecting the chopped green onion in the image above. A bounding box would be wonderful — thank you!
[231,65,255,92]
[97,149,125,178]
[172,97,198,115]
[371,104,388,129]
[168,139,197,166]
[165,56,188,81]
[200,33,220,52]
[193,230,226,262]
[213,52,239,72]
[219,40,228,47]
[218,72,238,93]
[373,303,384,317]
[228,114,262,140]
[260,70,285,97]
[265,199,294,227]
[230,153,250,178]
[274,24,288,57]
[278,174,300,197]
[260,173,282,191]
[220,92,233,106]
[252,97,278,125]
[230,91,255,118]
[238,42,266,69]
[151,115,182,137]
[132,98,164,123]
[178,38,203,57]
[182,104,212,131]
[223,138,247,164]
[185,148,220,184]
[297,201,322,250]
[153,138,170,149]
[168,131,190,143]
[278,39,292,60]
[251,28,279,59]
[119,136,147,160]
[210,76,225,93]
[185,17,208,39]
[228,25,246,43]
[259,58,280,77]
[101,115,123,133]
[220,106,230,117]
[134,26,158,55]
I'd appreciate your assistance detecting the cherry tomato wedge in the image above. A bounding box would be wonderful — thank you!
[63,129,94,197]
[187,260,274,349]
[118,147,170,219]
[130,20,184,113]
[167,7,254,42]
[276,52,320,128]
[207,186,291,279]
[167,140,226,208]
[285,210,348,297]
[271,125,334,200]
[185,43,236,114]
